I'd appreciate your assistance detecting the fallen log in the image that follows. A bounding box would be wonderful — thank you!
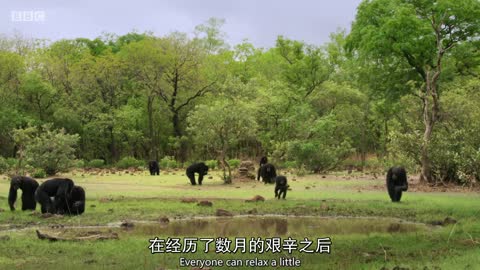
[36,230,119,242]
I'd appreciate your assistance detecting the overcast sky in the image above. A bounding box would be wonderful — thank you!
[1,0,362,48]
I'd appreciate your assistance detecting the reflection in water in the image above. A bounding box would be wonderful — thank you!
[130,216,427,237]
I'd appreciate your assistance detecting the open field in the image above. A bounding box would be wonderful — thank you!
[0,170,479,270]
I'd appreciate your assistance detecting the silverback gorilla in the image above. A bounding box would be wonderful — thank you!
[257,156,268,181]
[259,163,277,184]
[386,167,408,202]
[148,160,160,175]
[35,178,74,214]
[8,176,39,211]
[57,186,85,215]
[274,175,289,199]
[186,162,209,185]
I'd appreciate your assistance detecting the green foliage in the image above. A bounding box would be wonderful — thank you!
[87,159,105,168]
[116,156,144,169]
[205,160,218,170]
[74,159,85,168]
[12,124,79,176]
[227,159,241,169]
[31,168,46,178]
[0,156,8,173]
[159,156,178,169]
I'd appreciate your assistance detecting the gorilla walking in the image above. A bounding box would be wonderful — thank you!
[258,163,277,184]
[257,156,268,181]
[148,160,160,175]
[186,162,209,185]
[386,167,408,202]
[274,175,289,199]
[35,178,74,214]
[8,176,39,211]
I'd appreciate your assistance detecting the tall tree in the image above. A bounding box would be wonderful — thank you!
[347,0,480,182]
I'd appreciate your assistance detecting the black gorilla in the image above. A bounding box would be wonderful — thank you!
[257,156,268,181]
[274,175,289,199]
[8,176,39,211]
[35,178,74,214]
[148,160,160,175]
[386,167,408,202]
[186,162,209,185]
[258,163,277,184]
[57,186,85,215]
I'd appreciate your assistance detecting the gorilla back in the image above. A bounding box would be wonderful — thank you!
[186,162,209,185]
[59,186,85,215]
[8,176,39,211]
[259,163,277,184]
[35,178,74,214]
[386,167,408,202]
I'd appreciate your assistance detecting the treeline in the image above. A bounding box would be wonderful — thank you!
[0,0,479,184]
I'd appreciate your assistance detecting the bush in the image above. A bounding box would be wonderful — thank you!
[228,159,241,169]
[116,156,143,169]
[6,158,18,168]
[205,160,218,170]
[87,159,105,168]
[160,156,178,169]
[75,159,85,168]
[32,168,46,178]
[0,156,8,174]
[12,124,80,176]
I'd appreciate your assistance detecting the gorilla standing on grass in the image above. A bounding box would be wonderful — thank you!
[258,163,277,184]
[8,176,39,211]
[186,162,209,185]
[386,167,408,202]
[148,160,160,175]
[274,175,289,199]
[257,156,268,181]
[35,178,74,214]
[57,185,85,215]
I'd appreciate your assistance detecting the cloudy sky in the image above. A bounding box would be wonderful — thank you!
[1,0,362,48]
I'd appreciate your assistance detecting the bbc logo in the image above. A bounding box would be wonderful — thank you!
[11,11,46,22]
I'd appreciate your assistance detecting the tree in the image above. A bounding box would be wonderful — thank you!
[187,98,257,183]
[347,0,480,183]
[12,124,80,175]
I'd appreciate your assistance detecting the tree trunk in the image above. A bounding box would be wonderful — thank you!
[419,69,440,183]
[147,95,157,160]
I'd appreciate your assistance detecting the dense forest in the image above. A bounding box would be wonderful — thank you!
[0,0,479,184]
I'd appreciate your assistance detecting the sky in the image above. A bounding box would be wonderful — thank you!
[1,0,363,48]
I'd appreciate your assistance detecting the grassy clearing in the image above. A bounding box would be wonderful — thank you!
[0,171,479,269]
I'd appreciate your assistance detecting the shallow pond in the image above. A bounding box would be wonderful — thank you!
[123,216,429,237]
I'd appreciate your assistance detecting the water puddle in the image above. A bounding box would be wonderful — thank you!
[126,216,429,236]
[0,216,431,237]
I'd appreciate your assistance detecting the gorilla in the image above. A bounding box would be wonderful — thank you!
[386,167,408,202]
[257,156,268,181]
[274,175,289,199]
[35,178,74,214]
[148,160,160,175]
[8,176,39,211]
[258,163,277,184]
[57,186,85,215]
[186,162,209,185]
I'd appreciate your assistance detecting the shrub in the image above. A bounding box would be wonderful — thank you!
[160,156,178,169]
[32,168,46,178]
[228,159,241,169]
[205,160,218,170]
[75,159,86,168]
[87,159,105,168]
[116,156,143,169]
[0,156,8,173]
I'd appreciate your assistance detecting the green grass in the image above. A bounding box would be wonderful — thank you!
[0,171,479,270]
